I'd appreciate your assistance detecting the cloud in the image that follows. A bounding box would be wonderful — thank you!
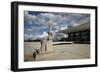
[39,32,48,38]
[25,31,48,40]
[24,28,32,32]
[24,11,90,40]
[25,11,90,26]
[53,32,68,41]
[24,33,33,40]
[35,13,62,26]
[24,11,37,24]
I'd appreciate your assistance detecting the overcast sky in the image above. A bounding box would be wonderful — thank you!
[24,11,90,40]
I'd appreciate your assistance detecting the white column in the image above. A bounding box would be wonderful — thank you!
[47,24,53,52]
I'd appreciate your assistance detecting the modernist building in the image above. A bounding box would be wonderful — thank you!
[60,22,90,44]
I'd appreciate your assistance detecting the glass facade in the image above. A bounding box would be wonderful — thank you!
[68,30,90,43]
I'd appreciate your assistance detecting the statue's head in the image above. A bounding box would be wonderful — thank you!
[48,32,53,36]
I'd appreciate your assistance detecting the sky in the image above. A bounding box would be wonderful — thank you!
[24,11,90,40]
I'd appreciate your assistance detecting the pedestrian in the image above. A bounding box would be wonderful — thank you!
[32,51,36,60]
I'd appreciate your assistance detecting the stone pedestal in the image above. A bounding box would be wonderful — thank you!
[40,31,53,53]
[47,39,53,52]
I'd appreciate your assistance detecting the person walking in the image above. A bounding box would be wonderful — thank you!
[32,51,36,60]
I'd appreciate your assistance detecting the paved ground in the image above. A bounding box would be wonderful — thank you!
[24,42,90,62]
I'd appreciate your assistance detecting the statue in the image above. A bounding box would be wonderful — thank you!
[40,36,47,52]
[40,23,53,53]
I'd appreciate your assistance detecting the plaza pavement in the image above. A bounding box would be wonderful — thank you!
[24,42,90,61]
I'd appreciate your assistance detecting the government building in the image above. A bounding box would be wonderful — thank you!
[60,21,90,44]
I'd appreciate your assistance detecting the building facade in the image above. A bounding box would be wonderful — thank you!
[60,22,90,44]
[68,29,90,43]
